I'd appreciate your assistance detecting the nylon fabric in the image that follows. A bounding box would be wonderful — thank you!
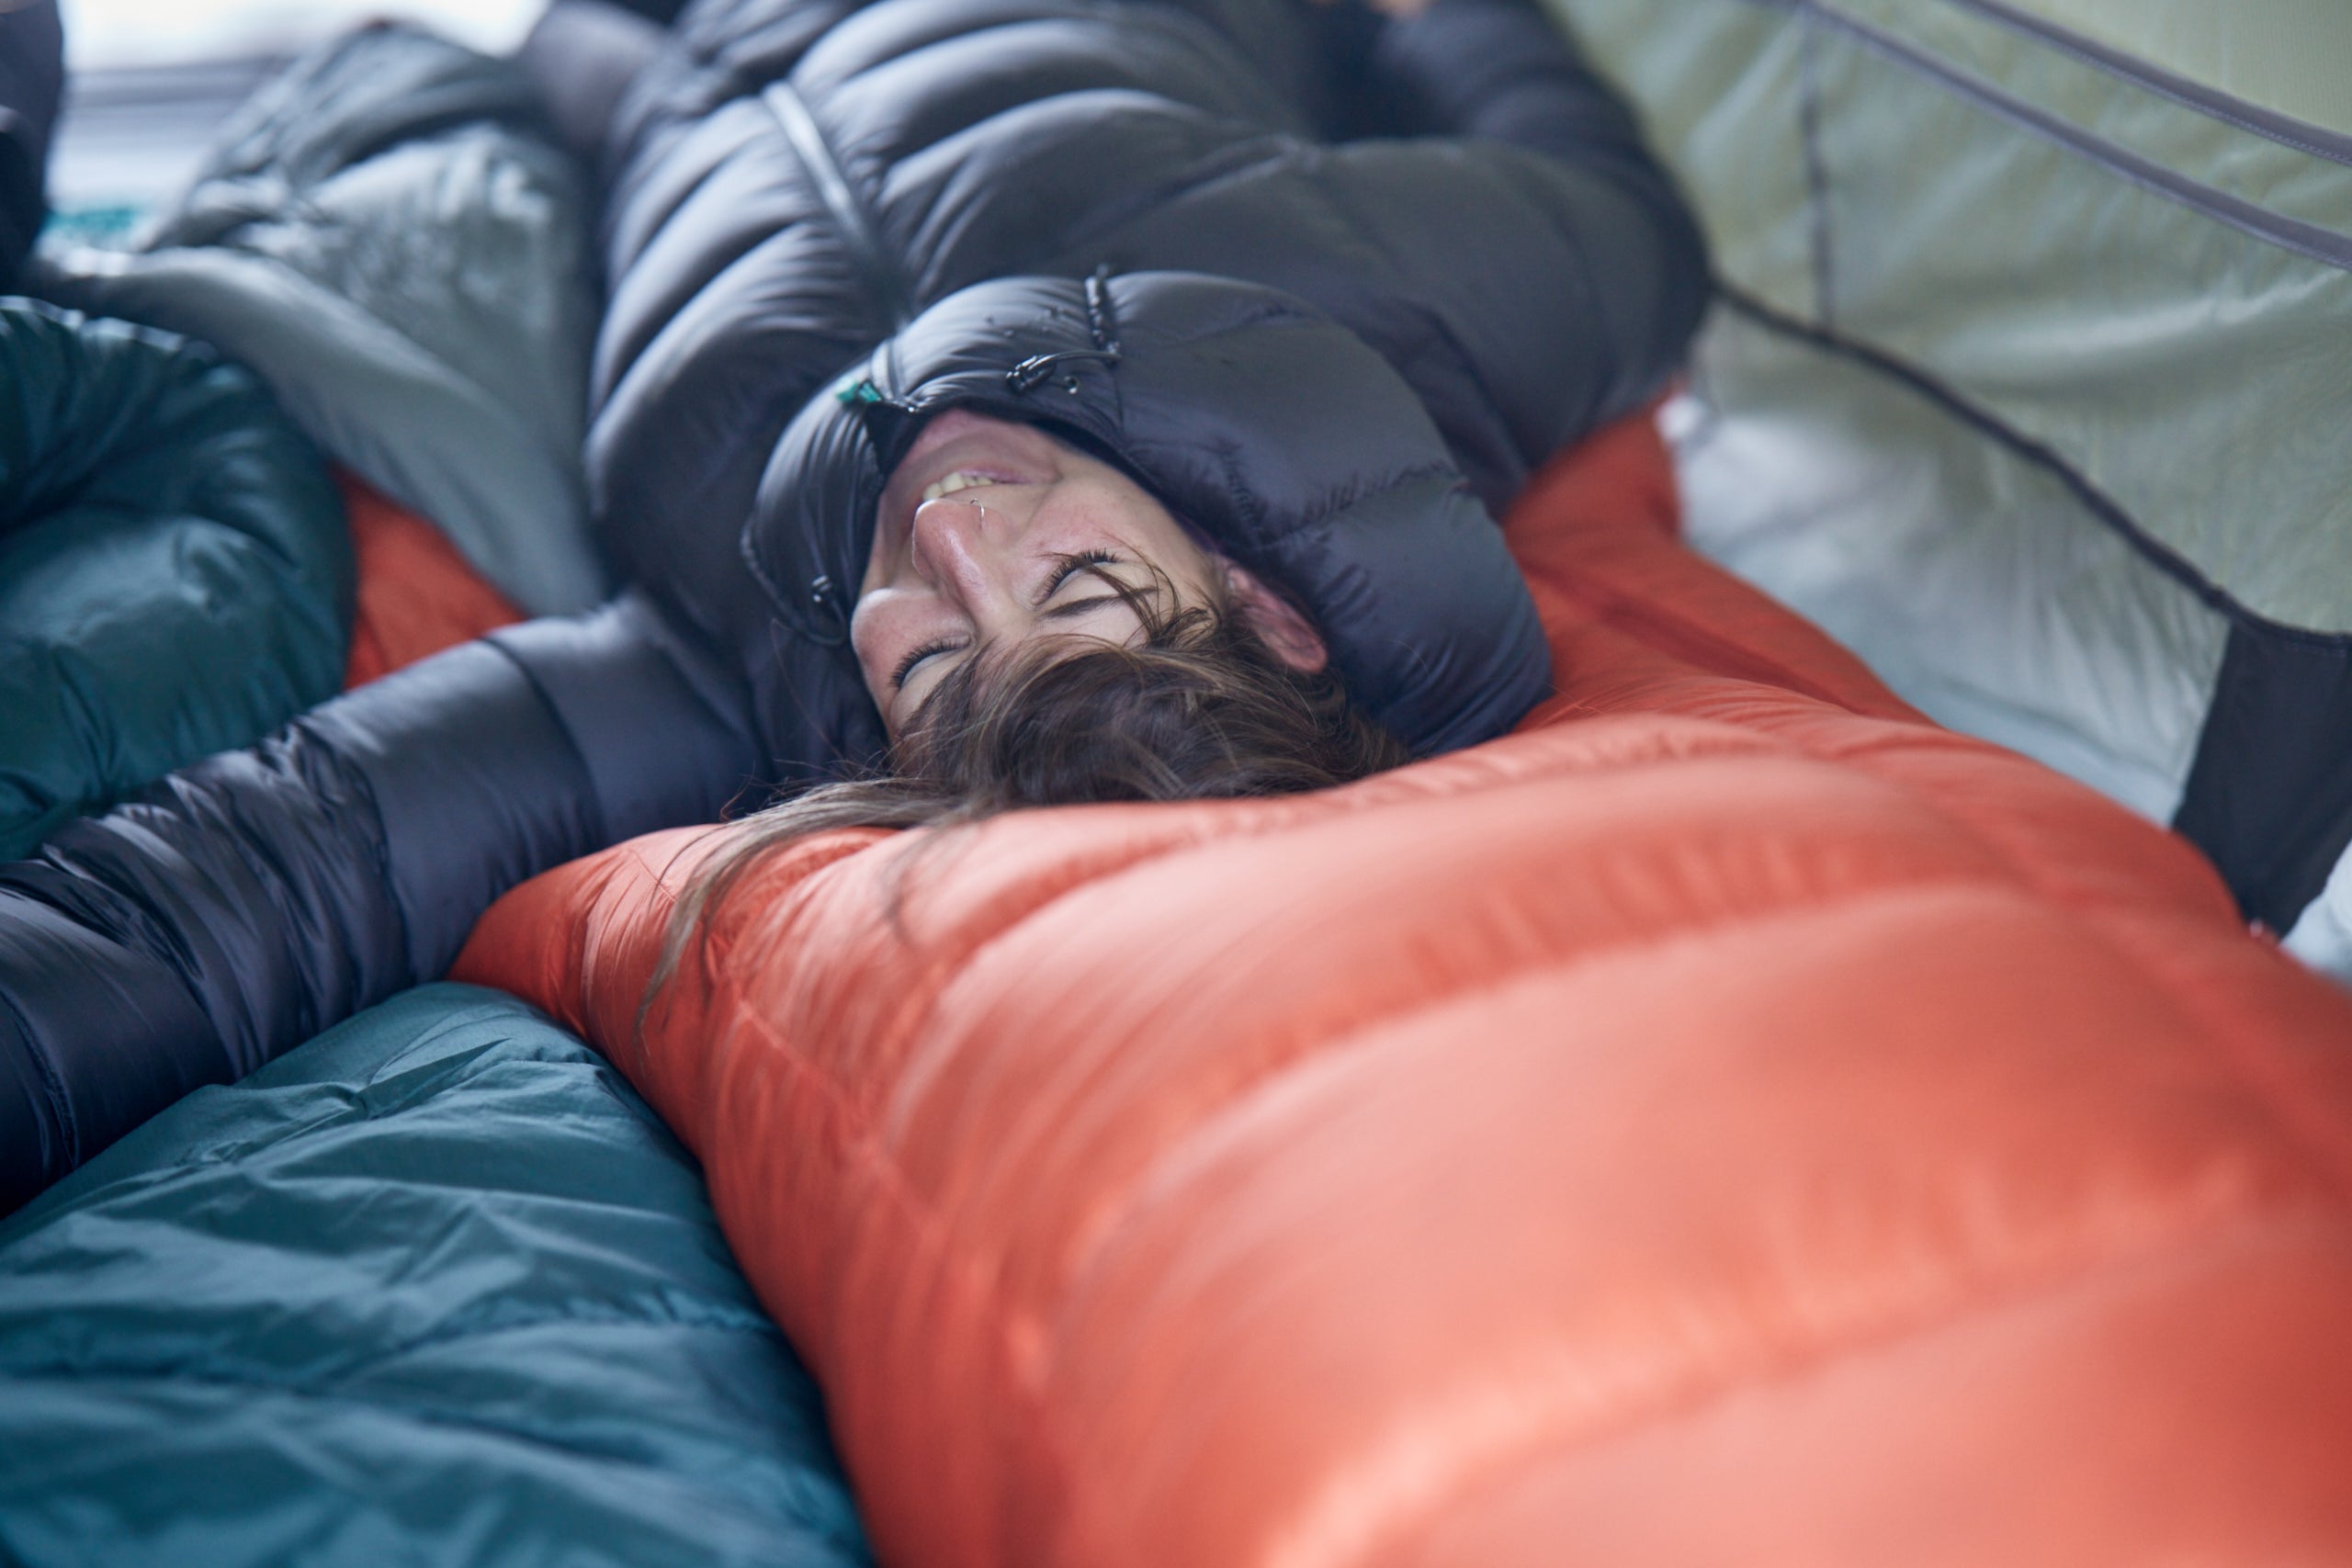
[459,415,2352,1564]
[2286,846,2352,977]
[0,0,1704,1207]
[0,984,870,1568]
[1834,0,2352,239]
[2172,626,2352,933]
[1545,0,2352,951]
[0,596,763,1212]
[0,298,348,861]
[31,25,609,615]
[1979,0,2352,136]
[1548,0,2352,633]
[339,468,524,689]
[588,0,1709,767]
[1675,305,2226,821]
[750,272,1556,769]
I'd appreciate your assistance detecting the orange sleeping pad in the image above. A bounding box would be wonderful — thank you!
[456,415,2352,1566]
[337,470,523,687]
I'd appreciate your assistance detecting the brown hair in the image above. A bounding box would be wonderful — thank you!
[646,561,1408,1012]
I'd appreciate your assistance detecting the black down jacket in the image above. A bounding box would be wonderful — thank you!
[592,0,1705,770]
[0,0,1707,1209]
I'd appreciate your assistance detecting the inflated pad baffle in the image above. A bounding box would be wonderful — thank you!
[337,469,522,688]
[0,299,349,857]
[458,415,2352,1567]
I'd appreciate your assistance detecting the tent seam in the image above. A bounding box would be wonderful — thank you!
[1715,287,2352,651]
[1755,0,2352,273]
[1794,13,1838,328]
[1936,0,2352,167]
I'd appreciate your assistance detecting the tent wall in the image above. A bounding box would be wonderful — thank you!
[1975,0,2352,137]
[1542,0,2352,975]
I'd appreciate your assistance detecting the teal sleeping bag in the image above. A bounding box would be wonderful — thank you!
[0,984,870,1566]
[0,297,349,859]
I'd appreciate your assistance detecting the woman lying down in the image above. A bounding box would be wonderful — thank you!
[0,0,1707,1208]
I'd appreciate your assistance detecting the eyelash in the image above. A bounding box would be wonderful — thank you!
[891,549,1125,691]
[891,636,959,691]
[1045,548,1121,596]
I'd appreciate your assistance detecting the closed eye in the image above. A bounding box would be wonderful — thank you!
[890,636,964,691]
[1037,548,1127,612]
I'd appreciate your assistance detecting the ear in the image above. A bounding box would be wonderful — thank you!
[1223,562,1329,673]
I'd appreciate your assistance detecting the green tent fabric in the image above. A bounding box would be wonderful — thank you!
[1541,0,2352,980]
[0,297,348,860]
[1985,0,2352,135]
[0,984,871,1567]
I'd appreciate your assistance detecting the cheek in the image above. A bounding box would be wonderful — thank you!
[848,603,900,697]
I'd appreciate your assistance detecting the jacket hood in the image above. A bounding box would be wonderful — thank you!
[744,270,1553,773]
[582,0,1709,785]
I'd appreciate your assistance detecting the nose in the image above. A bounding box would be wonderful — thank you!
[909,494,1019,616]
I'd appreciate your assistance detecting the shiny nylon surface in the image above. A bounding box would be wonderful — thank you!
[0,985,868,1567]
[0,0,1707,1212]
[585,0,1707,771]
[461,419,2352,1565]
[0,299,347,859]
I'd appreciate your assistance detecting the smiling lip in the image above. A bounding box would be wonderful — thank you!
[875,412,1065,565]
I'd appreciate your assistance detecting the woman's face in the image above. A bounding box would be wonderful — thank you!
[856,411,1296,736]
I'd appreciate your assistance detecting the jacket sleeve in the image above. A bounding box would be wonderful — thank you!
[0,592,763,1213]
[1311,0,1713,502]
[1343,0,1665,162]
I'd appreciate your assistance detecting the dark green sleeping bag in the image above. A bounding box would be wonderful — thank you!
[0,298,348,858]
[0,984,870,1567]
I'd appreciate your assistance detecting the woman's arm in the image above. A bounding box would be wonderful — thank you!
[1302,0,1713,503]
[0,592,763,1212]
[1337,0,1662,159]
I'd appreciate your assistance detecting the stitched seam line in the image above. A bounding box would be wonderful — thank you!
[1939,0,2352,167]
[1775,0,2352,271]
[1795,14,1838,327]
[1717,286,2352,649]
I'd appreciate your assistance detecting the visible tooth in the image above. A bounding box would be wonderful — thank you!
[920,470,997,503]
